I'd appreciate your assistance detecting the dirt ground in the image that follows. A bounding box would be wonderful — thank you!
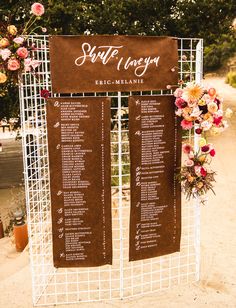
[0,76,236,308]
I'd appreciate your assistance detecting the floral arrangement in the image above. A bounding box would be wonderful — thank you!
[0,3,45,95]
[174,81,232,133]
[173,78,233,204]
[179,140,216,204]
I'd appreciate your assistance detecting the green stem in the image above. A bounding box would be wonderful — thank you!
[22,16,40,35]
[22,15,35,35]
[26,26,42,37]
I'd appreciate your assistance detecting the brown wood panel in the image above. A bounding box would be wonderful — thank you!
[49,35,178,93]
[46,97,112,267]
[129,95,181,261]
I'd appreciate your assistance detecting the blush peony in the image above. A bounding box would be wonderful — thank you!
[13,37,24,45]
[0,48,11,60]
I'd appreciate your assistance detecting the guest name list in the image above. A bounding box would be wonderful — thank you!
[129,96,181,261]
[47,97,112,267]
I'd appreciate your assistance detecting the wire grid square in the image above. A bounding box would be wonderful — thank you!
[19,36,203,306]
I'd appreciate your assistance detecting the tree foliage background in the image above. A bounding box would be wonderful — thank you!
[0,0,236,119]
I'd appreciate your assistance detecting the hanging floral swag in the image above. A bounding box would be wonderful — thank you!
[173,76,233,204]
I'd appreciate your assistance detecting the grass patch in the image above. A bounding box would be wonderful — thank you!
[226,71,236,88]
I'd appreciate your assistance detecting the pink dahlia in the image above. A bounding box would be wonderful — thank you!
[181,119,193,130]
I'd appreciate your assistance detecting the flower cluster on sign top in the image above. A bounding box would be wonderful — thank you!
[0,3,46,95]
[174,81,231,134]
[173,68,233,204]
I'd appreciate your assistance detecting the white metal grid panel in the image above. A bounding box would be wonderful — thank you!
[19,36,203,306]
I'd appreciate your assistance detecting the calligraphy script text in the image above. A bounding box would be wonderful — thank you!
[74,43,160,77]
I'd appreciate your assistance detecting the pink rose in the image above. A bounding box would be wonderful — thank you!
[181,119,193,130]
[0,48,11,60]
[7,58,20,71]
[16,47,29,59]
[13,37,24,45]
[31,3,45,16]
[174,88,183,98]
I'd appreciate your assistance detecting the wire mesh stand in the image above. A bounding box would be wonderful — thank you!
[19,36,203,306]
